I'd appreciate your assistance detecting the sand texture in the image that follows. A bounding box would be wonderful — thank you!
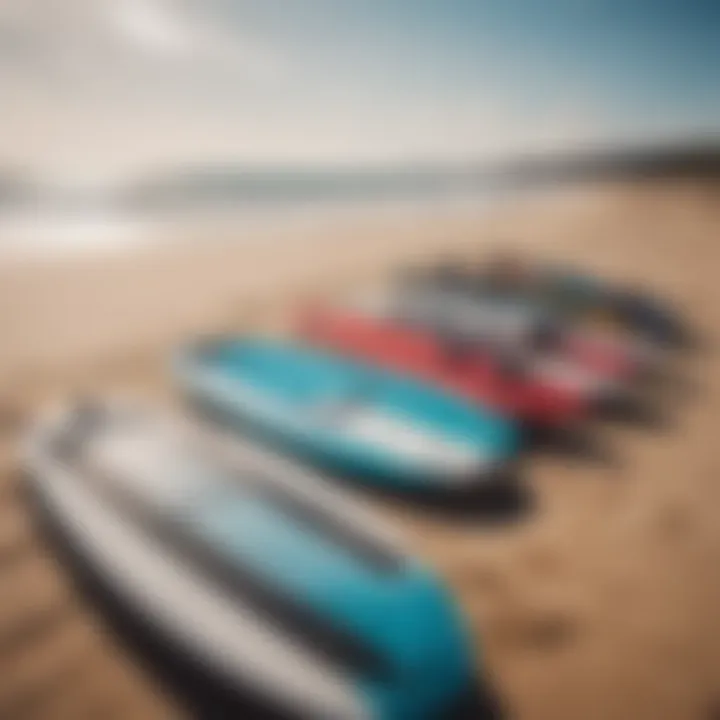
[0,178,719,719]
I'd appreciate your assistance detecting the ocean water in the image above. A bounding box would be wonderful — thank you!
[0,145,712,261]
[0,179,507,262]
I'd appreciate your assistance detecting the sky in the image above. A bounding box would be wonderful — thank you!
[0,0,718,183]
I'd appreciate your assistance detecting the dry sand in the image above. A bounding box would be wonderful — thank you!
[0,177,719,719]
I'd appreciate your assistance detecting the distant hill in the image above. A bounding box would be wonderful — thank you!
[498,142,720,185]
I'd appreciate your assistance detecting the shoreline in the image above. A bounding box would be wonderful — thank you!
[0,179,648,384]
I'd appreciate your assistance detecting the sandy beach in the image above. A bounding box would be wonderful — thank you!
[1,177,719,719]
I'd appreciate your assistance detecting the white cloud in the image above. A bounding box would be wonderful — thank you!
[111,0,193,58]
[0,0,705,179]
[104,0,285,83]
[0,0,286,87]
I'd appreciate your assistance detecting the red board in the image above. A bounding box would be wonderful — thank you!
[298,309,592,428]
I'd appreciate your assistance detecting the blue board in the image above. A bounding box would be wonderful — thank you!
[173,338,519,490]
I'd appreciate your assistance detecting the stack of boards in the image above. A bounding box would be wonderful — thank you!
[22,257,692,719]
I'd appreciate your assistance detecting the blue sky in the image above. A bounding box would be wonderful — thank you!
[0,0,718,179]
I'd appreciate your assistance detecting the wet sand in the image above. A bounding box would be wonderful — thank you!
[1,178,719,719]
